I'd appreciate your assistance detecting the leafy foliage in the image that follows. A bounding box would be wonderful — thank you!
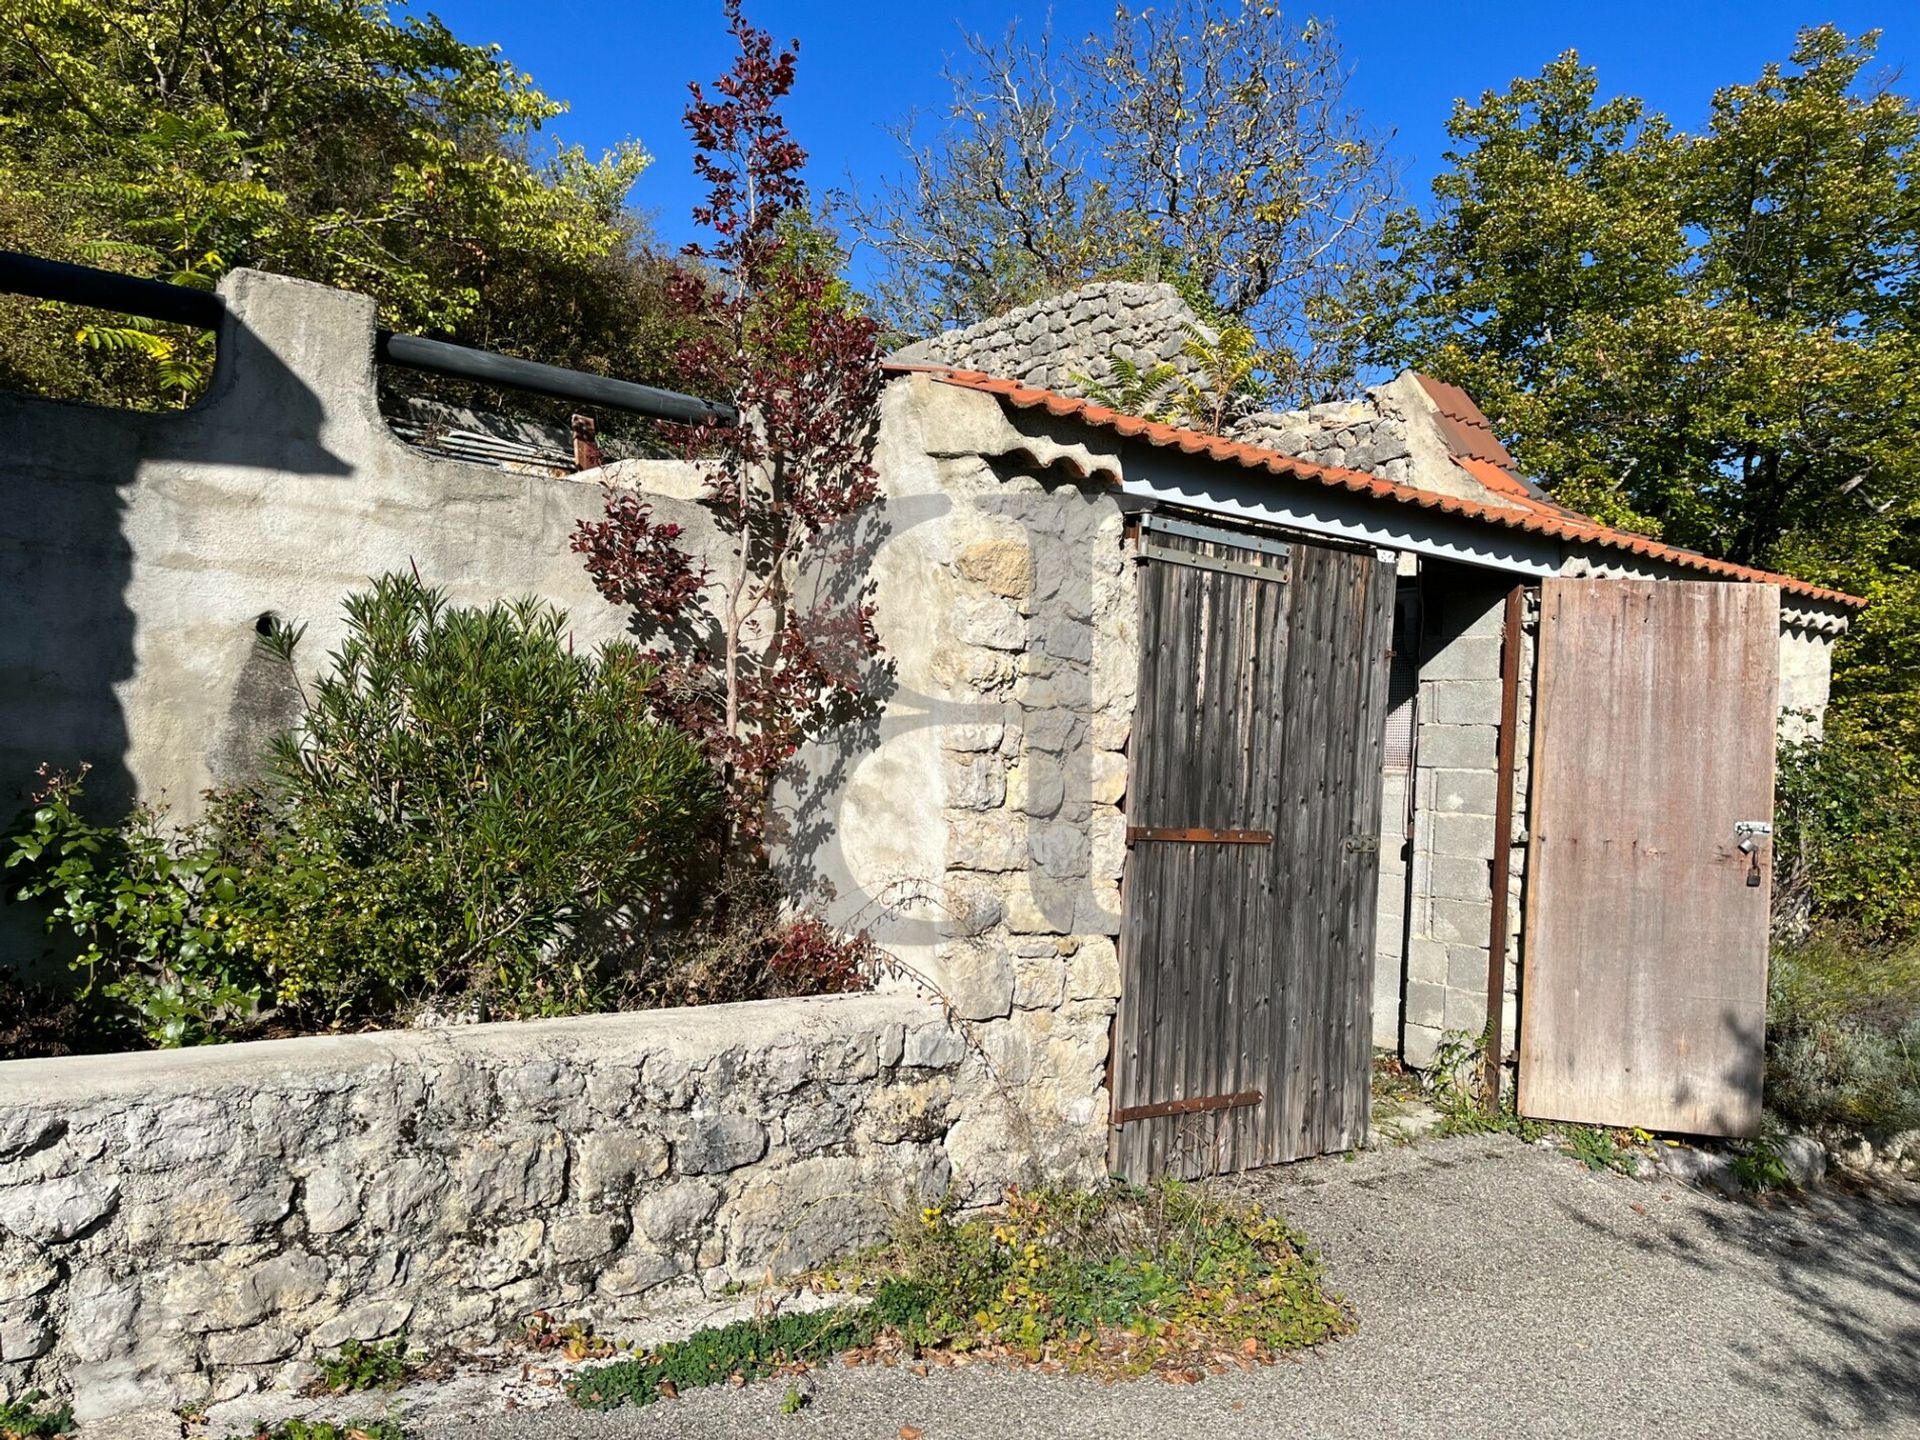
[4,765,261,1047]
[570,1307,876,1410]
[223,1422,410,1440]
[851,1181,1351,1374]
[572,1180,1350,1410]
[1767,930,1920,1135]
[1369,27,1920,758]
[1774,721,1920,943]
[840,0,1396,406]
[315,1337,415,1394]
[0,0,699,419]
[0,1390,73,1438]
[6,575,722,1043]
[574,2,886,851]
[232,574,721,1022]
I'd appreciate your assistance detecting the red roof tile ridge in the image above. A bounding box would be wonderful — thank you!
[884,364,1864,608]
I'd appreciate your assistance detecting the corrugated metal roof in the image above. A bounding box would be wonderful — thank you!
[892,364,1864,610]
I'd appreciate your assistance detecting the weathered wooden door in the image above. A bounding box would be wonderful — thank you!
[1111,518,1394,1179]
[1518,579,1779,1137]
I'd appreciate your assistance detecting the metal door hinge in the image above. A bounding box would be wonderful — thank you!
[1344,835,1380,854]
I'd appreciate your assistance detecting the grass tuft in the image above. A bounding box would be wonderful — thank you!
[569,1178,1350,1411]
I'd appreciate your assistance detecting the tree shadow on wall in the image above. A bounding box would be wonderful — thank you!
[0,306,348,975]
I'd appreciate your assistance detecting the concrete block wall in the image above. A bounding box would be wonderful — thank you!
[1402,566,1514,1067]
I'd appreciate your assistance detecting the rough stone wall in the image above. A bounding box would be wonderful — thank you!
[1232,396,1417,485]
[898,282,1210,401]
[785,375,1135,1196]
[1401,567,1513,1068]
[0,995,968,1422]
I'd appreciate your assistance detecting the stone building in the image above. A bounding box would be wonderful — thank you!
[0,269,1863,1420]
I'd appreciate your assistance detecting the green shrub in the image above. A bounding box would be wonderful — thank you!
[6,574,723,1043]
[240,575,722,1020]
[4,766,262,1047]
[570,1180,1351,1410]
[1767,931,1920,1133]
[571,1308,875,1410]
[0,1389,73,1437]
[223,1422,410,1440]
[854,1180,1348,1373]
[1775,722,1920,943]
[315,1336,414,1393]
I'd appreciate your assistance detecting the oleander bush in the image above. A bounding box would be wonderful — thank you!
[5,574,729,1045]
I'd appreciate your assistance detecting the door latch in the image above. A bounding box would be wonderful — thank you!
[1736,821,1771,887]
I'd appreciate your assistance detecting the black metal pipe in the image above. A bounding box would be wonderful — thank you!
[0,249,736,427]
[0,249,226,329]
[377,330,736,427]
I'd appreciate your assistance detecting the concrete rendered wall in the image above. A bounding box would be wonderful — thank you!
[0,268,718,832]
[0,995,967,1422]
[0,282,1135,1422]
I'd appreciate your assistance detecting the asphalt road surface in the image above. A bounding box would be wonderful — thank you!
[225,1134,1920,1440]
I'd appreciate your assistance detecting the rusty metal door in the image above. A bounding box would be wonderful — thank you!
[1111,517,1394,1178]
[1518,579,1779,1136]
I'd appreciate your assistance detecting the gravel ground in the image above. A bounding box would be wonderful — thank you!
[227,1135,1920,1440]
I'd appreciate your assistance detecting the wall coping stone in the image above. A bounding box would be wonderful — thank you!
[0,991,942,1105]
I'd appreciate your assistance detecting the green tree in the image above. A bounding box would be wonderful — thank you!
[0,0,695,414]
[1370,26,1920,747]
[839,0,1397,406]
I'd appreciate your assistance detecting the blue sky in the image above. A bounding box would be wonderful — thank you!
[433,0,1915,273]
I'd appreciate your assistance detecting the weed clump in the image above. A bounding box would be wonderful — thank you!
[569,1179,1350,1411]
[0,1389,73,1438]
[313,1336,414,1394]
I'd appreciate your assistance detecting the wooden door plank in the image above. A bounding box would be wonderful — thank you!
[1518,580,1778,1136]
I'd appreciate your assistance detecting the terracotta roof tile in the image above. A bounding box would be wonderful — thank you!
[1414,372,1519,473]
[889,364,1864,610]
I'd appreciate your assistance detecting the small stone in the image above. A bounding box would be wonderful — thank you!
[597,1250,683,1298]
[0,1174,119,1243]
[0,1112,61,1162]
[941,876,1007,939]
[0,1300,52,1360]
[943,720,1005,753]
[901,1021,967,1070]
[302,1165,361,1236]
[952,593,1026,651]
[205,1324,300,1366]
[1008,758,1066,819]
[954,539,1035,599]
[550,1213,625,1265]
[672,1113,767,1176]
[944,755,1007,812]
[470,1219,544,1289]
[308,1299,415,1349]
[1776,1135,1826,1187]
[631,1179,723,1249]
[574,1130,671,1204]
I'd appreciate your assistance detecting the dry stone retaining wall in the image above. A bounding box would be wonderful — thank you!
[0,994,969,1422]
[1232,397,1417,485]
[901,282,1211,400]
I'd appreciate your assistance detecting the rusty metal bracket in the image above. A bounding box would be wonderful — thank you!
[1137,544,1290,584]
[1126,826,1272,845]
[1113,1090,1263,1127]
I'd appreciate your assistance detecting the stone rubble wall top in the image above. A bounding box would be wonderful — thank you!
[898,282,1214,401]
